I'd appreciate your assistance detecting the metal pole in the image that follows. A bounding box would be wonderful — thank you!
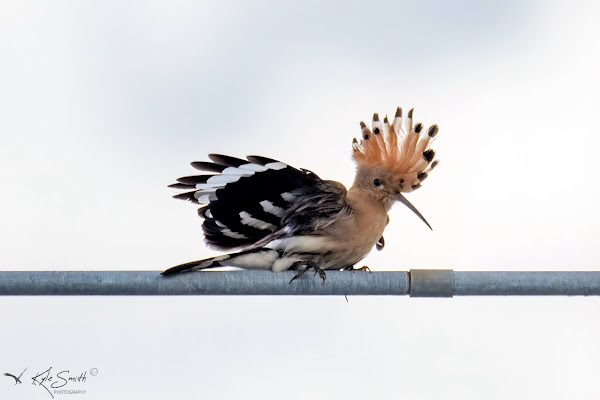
[0,271,409,296]
[0,270,599,297]
[454,271,600,296]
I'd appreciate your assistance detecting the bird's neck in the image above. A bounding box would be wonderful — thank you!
[344,185,389,248]
[346,185,390,218]
[347,184,394,213]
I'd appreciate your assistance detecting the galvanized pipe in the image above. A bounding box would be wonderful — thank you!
[0,271,410,296]
[454,271,600,296]
[0,270,599,297]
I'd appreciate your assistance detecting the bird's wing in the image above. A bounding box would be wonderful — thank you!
[169,154,349,250]
[277,178,351,236]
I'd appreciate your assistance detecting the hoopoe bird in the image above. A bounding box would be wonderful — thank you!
[163,107,439,282]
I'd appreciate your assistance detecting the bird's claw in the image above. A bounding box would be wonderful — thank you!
[313,267,327,283]
[342,265,371,272]
[289,262,326,285]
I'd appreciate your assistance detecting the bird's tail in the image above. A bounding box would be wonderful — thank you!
[162,247,280,275]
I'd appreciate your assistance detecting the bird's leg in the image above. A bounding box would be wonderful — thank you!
[342,265,371,272]
[289,261,326,284]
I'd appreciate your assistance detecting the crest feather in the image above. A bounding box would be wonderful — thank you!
[352,107,439,192]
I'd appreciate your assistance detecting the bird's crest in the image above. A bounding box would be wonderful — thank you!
[352,107,439,192]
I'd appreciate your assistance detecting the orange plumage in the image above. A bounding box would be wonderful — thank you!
[352,107,439,193]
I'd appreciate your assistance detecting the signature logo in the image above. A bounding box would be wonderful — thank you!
[4,367,27,384]
[3,367,97,398]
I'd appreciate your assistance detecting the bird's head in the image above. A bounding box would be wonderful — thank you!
[352,107,439,230]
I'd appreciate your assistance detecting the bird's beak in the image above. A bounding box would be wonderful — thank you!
[392,193,432,230]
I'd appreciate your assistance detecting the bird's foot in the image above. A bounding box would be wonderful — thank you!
[342,265,371,272]
[289,261,326,285]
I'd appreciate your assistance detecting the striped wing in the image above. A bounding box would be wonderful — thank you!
[169,154,346,250]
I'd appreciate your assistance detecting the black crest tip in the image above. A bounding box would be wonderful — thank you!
[428,124,439,138]
[423,149,435,162]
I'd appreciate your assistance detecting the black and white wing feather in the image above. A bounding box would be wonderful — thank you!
[169,154,348,250]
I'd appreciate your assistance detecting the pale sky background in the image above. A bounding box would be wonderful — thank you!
[1,0,600,399]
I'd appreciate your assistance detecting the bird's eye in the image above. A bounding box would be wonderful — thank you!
[373,178,381,187]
